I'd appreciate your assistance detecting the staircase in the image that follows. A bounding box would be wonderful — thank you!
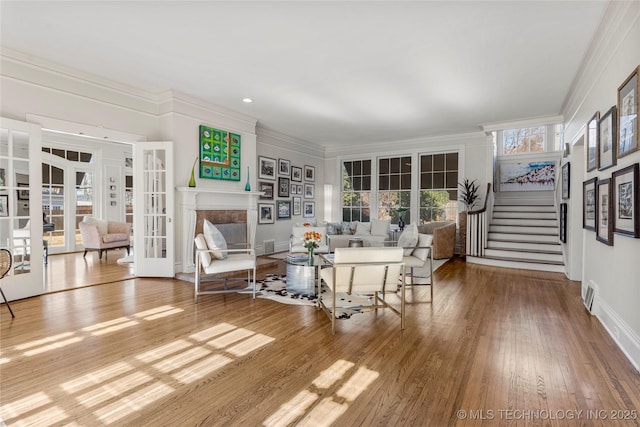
[467,196,564,272]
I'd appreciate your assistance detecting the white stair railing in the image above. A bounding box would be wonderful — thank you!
[466,183,493,257]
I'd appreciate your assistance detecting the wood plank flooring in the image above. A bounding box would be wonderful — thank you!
[2,257,639,426]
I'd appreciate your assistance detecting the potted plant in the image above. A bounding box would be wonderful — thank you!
[458,179,480,258]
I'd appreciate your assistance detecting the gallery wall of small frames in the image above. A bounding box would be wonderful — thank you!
[582,65,640,245]
[257,155,316,223]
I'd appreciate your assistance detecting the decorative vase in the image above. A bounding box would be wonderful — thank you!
[244,166,251,191]
[398,218,405,231]
[188,156,198,188]
[308,248,314,266]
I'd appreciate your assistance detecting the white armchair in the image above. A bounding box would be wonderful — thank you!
[318,247,406,334]
[194,233,256,302]
[401,233,434,300]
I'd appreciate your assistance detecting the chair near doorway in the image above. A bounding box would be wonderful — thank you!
[0,248,15,318]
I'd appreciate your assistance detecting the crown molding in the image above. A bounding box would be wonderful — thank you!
[324,130,485,158]
[480,115,564,133]
[256,125,325,159]
[561,1,640,127]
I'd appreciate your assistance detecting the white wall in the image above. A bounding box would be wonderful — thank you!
[255,127,325,254]
[1,49,259,272]
[562,1,640,370]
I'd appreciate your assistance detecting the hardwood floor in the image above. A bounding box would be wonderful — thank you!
[2,258,639,426]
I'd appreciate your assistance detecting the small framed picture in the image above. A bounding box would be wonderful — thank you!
[293,196,301,215]
[279,159,291,177]
[561,162,570,200]
[583,177,597,231]
[304,165,315,182]
[17,183,29,200]
[617,65,639,159]
[598,106,617,171]
[559,203,567,243]
[259,181,274,200]
[297,184,303,194]
[0,195,8,217]
[277,200,291,219]
[258,156,277,180]
[304,183,314,199]
[125,157,133,168]
[586,112,600,172]
[303,201,315,218]
[612,163,639,238]
[291,166,302,182]
[0,168,5,186]
[278,177,290,197]
[596,178,613,246]
[290,182,297,195]
[258,203,275,224]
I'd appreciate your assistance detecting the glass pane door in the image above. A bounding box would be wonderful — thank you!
[42,163,65,250]
[75,170,93,246]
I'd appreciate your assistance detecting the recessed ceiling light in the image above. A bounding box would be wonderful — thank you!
[242,98,253,103]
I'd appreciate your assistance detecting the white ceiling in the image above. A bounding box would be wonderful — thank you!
[1,1,607,149]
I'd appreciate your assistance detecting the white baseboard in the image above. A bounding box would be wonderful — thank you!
[594,295,640,373]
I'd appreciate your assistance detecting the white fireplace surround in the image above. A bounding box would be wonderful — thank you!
[176,186,262,273]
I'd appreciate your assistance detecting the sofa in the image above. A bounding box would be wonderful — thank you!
[325,219,391,251]
[417,221,456,259]
[79,217,132,259]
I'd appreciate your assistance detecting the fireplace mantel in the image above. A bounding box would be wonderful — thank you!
[176,186,262,273]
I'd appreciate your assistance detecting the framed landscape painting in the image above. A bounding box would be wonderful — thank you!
[612,163,639,238]
[499,161,555,192]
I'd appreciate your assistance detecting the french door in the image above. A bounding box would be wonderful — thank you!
[0,117,44,301]
[133,141,174,277]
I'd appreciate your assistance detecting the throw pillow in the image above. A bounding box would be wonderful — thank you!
[341,222,351,235]
[370,218,390,237]
[203,219,228,260]
[397,223,419,256]
[194,233,212,268]
[355,222,371,235]
[412,233,434,261]
[327,222,339,235]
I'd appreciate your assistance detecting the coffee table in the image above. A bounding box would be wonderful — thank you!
[284,255,317,296]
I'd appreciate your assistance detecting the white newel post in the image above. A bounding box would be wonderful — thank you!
[176,187,262,273]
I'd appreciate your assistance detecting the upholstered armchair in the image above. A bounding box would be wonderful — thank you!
[417,221,456,259]
[79,217,132,259]
[318,247,406,334]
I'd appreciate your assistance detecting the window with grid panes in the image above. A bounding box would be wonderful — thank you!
[378,156,411,225]
[502,126,546,155]
[341,160,371,222]
[419,153,458,223]
[42,163,65,248]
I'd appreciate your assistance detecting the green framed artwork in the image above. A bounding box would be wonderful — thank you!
[199,124,241,181]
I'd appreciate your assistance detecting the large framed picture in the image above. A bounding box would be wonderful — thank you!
[199,125,241,181]
[583,177,597,231]
[0,195,8,217]
[291,166,302,182]
[586,112,600,172]
[596,178,613,246]
[617,65,639,159]
[258,181,274,200]
[277,200,291,219]
[258,156,277,180]
[303,201,315,218]
[278,177,290,197]
[561,162,570,200]
[258,203,275,224]
[278,159,291,177]
[612,163,639,238]
[560,203,567,243]
[598,106,617,171]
